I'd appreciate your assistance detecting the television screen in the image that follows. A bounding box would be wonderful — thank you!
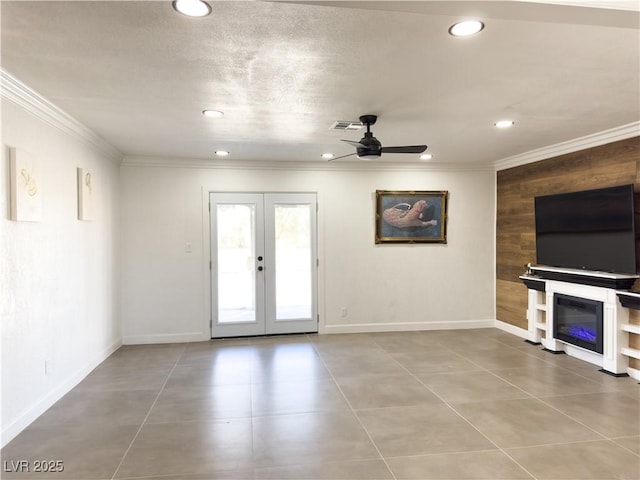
[535,184,637,274]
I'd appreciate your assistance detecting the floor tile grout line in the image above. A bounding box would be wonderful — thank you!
[559,363,640,391]
[381,447,515,461]
[414,339,640,464]
[609,436,640,457]
[11,332,636,479]
[110,472,183,480]
[381,340,540,480]
[311,339,400,480]
[527,395,639,454]
[487,359,639,405]
[109,345,187,480]
[431,339,638,449]
[512,341,636,388]
[521,389,640,448]
[498,436,638,451]
[304,335,639,465]
[476,363,638,451]
[408,339,639,464]
[450,352,606,438]
[376,336,568,480]
[366,335,542,477]
[248,342,256,478]
[252,335,390,476]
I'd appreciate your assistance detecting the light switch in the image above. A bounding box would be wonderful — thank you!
[185,243,193,253]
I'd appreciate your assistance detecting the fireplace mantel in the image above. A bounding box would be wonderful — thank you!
[520,273,636,378]
[529,265,638,290]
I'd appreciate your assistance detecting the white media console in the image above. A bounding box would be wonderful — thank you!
[520,265,640,379]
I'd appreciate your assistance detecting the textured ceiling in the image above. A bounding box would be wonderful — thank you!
[1,1,639,166]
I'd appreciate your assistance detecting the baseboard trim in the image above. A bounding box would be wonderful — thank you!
[627,366,640,382]
[1,338,122,448]
[123,332,208,345]
[493,319,528,339]
[321,319,495,335]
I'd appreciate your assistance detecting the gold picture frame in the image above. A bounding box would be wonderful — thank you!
[375,190,448,244]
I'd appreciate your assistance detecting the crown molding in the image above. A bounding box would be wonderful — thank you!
[1,69,123,164]
[493,122,640,171]
[518,0,640,12]
[121,155,495,172]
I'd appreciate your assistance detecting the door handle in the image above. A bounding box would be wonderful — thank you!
[257,266,264,271]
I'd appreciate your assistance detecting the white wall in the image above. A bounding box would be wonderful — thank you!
[0,96,122,446]
[120,159,495,343]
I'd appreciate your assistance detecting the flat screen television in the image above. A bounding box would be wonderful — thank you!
[534,184,637,274]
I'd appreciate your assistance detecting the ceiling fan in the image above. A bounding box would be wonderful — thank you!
[330,115,427,161]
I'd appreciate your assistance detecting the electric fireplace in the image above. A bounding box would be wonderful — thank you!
[553,293,604,354]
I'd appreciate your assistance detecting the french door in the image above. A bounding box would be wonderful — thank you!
[210,192,318,338]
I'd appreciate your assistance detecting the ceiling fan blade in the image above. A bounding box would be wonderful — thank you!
[381,145,428,154]
[340,139,364,148]
[327,152,357,162]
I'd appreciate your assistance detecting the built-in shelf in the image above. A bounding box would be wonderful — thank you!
[520,278,548,346]
[621,323,640,335]
[621,347,640,360]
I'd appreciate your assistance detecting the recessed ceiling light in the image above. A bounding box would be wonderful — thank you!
[321,153,334,160]
[214,150,229,157]
[420,154,433,160]
[202,109,224,118]
[172,0,212,17]
[494,120,515,128]
[448,20,484,37]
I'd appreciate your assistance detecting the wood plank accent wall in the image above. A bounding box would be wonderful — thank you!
[496,136,640,330]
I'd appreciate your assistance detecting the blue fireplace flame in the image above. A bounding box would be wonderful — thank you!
[568,325,596,343]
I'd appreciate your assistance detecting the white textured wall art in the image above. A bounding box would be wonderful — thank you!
[10,147,42,222]
[77,167,94,220]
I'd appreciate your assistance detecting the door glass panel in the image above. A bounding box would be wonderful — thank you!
[217,204,256,323]
[274,204,312,320]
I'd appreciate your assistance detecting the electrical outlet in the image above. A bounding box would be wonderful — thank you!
[340,307,348,318]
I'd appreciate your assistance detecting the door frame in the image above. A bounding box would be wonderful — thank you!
[203,190,321,339]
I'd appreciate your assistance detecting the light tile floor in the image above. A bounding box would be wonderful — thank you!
[2,329,639,479]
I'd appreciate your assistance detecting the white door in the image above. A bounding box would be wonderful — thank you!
[210,192,318,338]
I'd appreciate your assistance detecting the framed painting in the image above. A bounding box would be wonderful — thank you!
[375,190,448,244]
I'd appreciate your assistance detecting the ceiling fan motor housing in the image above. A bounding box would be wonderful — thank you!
[357,132,382,159]
[336,113,426,160]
